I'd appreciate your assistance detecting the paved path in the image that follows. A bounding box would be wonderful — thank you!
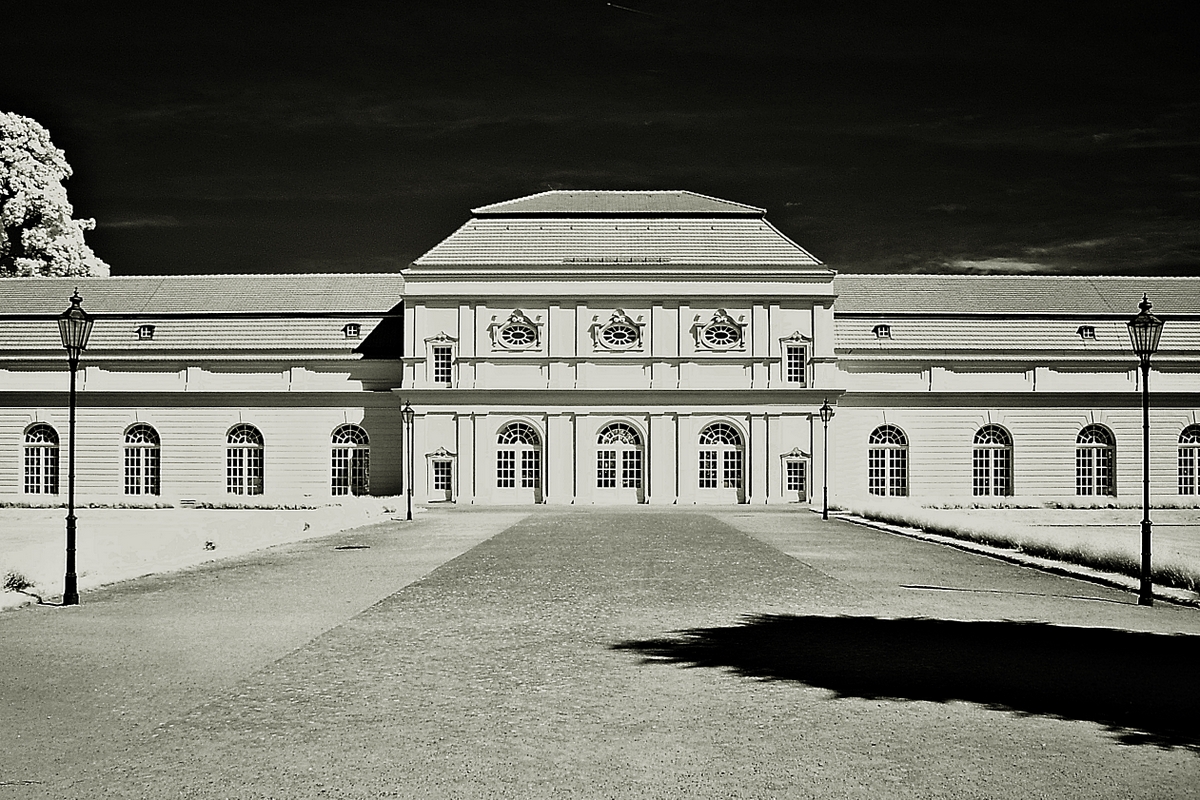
[2,509,1198,799]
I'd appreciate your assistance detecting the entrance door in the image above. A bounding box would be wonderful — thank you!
[595,422,645,504]
[697,422,745,504]
[495,422,543,504]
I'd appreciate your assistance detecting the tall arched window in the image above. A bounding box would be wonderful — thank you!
[331,424,370,496]
[596,422,644,500]
[497,422,542,501]
[1179,425,1200,495]
[868,425,908,496]
[24,423,59,495]
[698,422,744,500]
[1076,424,1115,496]
[124,424,161,496]
[972,425,1012,497]
[226,424,264,495]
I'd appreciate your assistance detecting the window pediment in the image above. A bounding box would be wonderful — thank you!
[692,309,747,351]
[590,309,646,351]
[488,310,543,351]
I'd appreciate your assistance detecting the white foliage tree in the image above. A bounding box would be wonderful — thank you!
[1,112,109,277]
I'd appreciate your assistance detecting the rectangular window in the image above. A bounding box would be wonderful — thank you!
[497,450,515,488]
[786,461,806,495]
[433,461,452,491]
[433,346,453,384]
[723,451,743,489]
[698,450,718,488]
[622,450,642,489]
[227,448,264,495]
[785,345,806,385]
[125,447,161,496]
[521,450,541,488]
[597,450,617,488]
[24,447,58,494]
[1181,447,1198,495]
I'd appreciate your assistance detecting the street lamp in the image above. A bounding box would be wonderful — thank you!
[58,290,94,606]
[401,401,415,521]
[1127,294,1164,607]
[819,398,835,521]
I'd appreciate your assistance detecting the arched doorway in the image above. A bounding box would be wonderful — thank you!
[495,422,543,504]
[697,422,745,504]
[595,422,645,504]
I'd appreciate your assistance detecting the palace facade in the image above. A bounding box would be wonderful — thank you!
[2,191,1198,507]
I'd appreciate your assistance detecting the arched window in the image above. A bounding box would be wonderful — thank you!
[1179,425,1200,495]
[972,425,1012,497]
[868,425,908,496]
[226,424,264,496]
[596,422,643,494]
[698,422,744,495]
[124,424,161,496]
[24,423,59,495]
[331,424,369,496]
[1076,424,1115,496]
[496,422,542,497]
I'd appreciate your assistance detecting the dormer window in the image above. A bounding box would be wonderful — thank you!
[693,309,747,351]
[137,324,155,340]
[343,323,361,339]
[1077,325,1095,340]
[489,310,543,351]
[873,324,892,339]
[591,309,645,351]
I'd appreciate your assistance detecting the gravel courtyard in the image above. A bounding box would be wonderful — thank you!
[3,508,1198,799]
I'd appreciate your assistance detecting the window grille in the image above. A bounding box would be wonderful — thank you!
[497,450,516,487]
[23,423,59,495]
[868,425,908,496]
[873,324,891,339]
[521,450,541,488]
[497,422,540,446]
[786,461,806,495]
[137,324,155,340]
[343,323,361,338]
[1179,425,1200,495]
[597,450,617,488]
[331,424,369,496]
[433,461,453,491]
[622,450,643,489]
[432,346,453,384]
[698,450,718,488]
[972,424,1012,497]
[226,424,264,495]
[124,424,161,496]
[785,345,806,385]
[1077,325,1096,340]
[1075,425,1115,496]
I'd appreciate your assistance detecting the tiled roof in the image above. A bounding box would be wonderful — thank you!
[0,274,406,316]
[831,275,1200,315]
[413,219,823,267]
[837,318,1200,353]
[0,317,390,355]
[472,190,764,216]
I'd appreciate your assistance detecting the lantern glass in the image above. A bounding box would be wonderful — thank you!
[58,292,94,360]
[401,403,415,425]
[1126,294,1164,360]
[819,400,835,424]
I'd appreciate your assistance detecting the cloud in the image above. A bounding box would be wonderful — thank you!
[98,215,183,229]
[949,258,1052,274]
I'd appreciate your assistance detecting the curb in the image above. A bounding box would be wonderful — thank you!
[836,513,1200,609]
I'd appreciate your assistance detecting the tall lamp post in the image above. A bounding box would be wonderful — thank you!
[401,401,415,521]
[1127,294,1164,607]
[58,291,94,606]
[819,399,835,520]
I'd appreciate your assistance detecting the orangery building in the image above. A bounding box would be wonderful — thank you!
[2,191,1198,507]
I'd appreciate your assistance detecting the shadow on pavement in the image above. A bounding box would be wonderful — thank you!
[613,614,1200,752]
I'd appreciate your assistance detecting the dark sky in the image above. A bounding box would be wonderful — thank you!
[3,1,1197,276]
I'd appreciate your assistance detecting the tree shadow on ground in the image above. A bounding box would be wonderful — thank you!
[612,615,1200,752]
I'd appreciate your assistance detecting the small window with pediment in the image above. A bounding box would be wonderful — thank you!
[137,324,155,340]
